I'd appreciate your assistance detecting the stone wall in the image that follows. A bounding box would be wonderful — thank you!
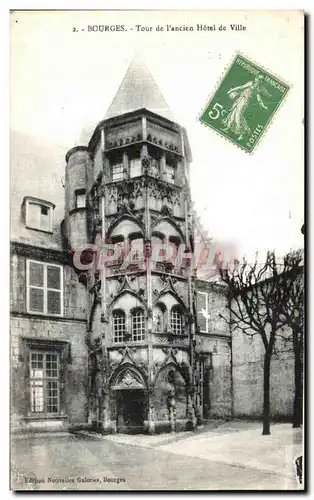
[11,315,88,432]
[10,252,88,432]
[195,280,232,418]
[232,328,294,419]
[197,335,232,418]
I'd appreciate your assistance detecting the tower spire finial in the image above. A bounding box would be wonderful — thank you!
[105,56,175,122]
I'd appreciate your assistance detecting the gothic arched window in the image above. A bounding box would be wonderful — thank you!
[169,235,181,264]
[131,308,145,342]
[170,306,182,335]
[129,232,144,263]
[113,309,126,343]
[110,235,125,265]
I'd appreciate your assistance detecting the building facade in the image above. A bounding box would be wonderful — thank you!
[10,134,89,433]
[10,58,294,435]
[62,58,232,433]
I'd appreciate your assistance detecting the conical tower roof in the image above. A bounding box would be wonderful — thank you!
[105,57,175,122]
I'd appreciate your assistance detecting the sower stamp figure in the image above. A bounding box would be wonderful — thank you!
[200,53,290,152]
[221,74,270,141]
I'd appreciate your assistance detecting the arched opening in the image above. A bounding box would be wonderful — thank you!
[131,307,145,342]
[170,305,183,335]
[112,309,126,343]
[111,367,147,434]
[129,232,144,264]
[169,235,181,265]
[153,302,167,333]
[165,154,177,184]
[108,234,125,266]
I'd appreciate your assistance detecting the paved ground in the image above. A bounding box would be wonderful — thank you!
[11,421,303,491]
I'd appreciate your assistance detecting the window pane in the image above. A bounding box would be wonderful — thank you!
[113,311,125,343]
[31,381,44,412]
[47,381,59,413]
[131,310,145,341]
[47,265,61,289]
[112,163,124,181]
[30,350,60,415]
[170,309,182,335]
[29,288,44,312]
[30,352,44,376]
[46,353,58,378]
[29,262,44,287]
[47,290,61,315]
[31,352,44,365]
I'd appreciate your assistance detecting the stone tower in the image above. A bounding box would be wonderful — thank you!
[64,57,198,433]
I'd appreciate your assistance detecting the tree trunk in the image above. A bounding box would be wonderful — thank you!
[262,352,271,435]
[293,334,303,428]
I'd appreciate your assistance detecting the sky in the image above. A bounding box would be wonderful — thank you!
[10,10,304,260]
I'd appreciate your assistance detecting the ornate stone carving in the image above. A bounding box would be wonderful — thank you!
[133,180,144,198]
[94,213,102,232]
[108,186,118,203]
[141,156,150,176]
[100,311,109,324]
[112,368,145,390]
[91,280,102,304]
[160,203,173,217]
[117,197,135,215]
[136,212,145,224]
[148,181,158,199]
[171,190,180,206]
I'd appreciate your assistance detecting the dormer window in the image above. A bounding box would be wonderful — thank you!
[22,197,55,233]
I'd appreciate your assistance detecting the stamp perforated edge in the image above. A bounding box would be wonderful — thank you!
[197,51,293,155]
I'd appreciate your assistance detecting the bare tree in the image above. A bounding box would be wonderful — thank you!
[278,250,304,428]
[220,251,289,435]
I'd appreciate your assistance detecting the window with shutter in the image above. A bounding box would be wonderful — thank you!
[27,260,63,316]
[197,291,209,333]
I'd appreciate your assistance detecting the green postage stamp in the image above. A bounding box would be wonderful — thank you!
[199,54,290,153]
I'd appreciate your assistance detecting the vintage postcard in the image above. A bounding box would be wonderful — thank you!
[10,10,304,491]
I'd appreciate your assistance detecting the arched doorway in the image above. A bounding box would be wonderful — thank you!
[116,390,146,434]
[111,367,147,434]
